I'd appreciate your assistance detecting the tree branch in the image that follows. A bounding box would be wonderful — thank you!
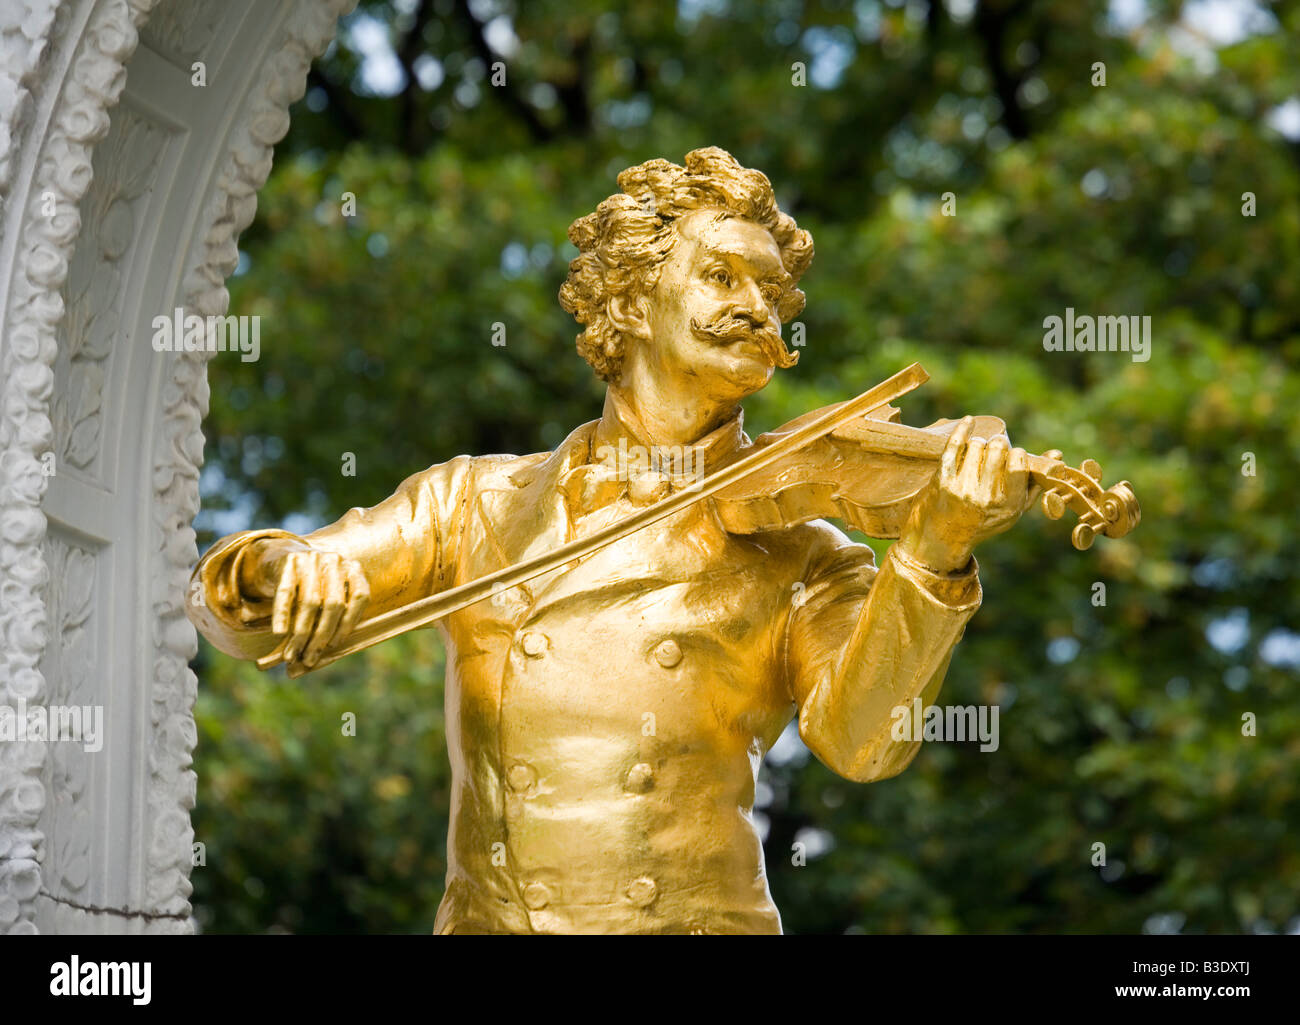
[396,0,435,154]
[975,0,1033,140]
[453,0,555,142]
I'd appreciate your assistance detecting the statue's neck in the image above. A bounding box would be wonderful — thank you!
[603,382,738,450]
[596,384,744,471]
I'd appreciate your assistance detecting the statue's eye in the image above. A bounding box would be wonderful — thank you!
[710,268,732,287]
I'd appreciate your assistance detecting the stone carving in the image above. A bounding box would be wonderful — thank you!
[139,0,225,69]
[0,0,160,938]
[39,535,97,900]
[58,104,171,475]
[0,0,356,935]
[0,0,62,210]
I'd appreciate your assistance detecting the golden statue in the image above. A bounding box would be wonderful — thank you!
[189,148,1138,934]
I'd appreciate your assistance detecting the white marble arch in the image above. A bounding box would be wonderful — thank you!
[0,0,355,934]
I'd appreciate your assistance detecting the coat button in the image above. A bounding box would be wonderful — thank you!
[653,639,682,668]
[520,631,548,657]
[625,763,654,793]
[626,876,658,908]
[507,763,536,793]
[522,882,550,910]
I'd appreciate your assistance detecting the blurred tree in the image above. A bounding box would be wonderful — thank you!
[192,0,1300,934]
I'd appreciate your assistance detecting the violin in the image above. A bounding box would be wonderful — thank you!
[713,390,1140,553]
[258,362,1139,675]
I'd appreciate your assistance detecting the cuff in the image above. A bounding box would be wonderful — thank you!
[194,528,306,629]
[887,544,982,611]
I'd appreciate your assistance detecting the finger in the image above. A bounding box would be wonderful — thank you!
[271,556,299,636]
[304,558,346,667]
[985,435,1010,504]
[284,561,322,665]
[941,416,975,484]
[959,435,986,492]
[335,564,371,646]
[1010,447,1036,508]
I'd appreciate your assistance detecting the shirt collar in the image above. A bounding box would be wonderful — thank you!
[589,388,747,475]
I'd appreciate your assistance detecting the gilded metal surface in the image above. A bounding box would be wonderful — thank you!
[188,147,1137,934]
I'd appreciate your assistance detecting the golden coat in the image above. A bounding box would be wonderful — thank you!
[191,404,980,934]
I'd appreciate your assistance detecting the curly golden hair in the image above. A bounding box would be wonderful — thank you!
[558,147,814,382]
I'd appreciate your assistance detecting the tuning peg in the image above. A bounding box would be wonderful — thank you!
[1042,490,1066,520]
[1081,458,1102,482]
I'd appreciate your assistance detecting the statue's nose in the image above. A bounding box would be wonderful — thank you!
[730,290,768,327]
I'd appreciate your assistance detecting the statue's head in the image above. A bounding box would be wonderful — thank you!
[559,147,813,399]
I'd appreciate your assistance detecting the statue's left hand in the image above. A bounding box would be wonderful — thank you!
[894,417,1039,573]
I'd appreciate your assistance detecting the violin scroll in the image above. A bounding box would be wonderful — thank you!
[1034,451,1141,550]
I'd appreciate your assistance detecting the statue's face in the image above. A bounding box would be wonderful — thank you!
[642,207,791,400]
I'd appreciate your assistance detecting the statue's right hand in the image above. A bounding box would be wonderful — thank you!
[250,543,371,671]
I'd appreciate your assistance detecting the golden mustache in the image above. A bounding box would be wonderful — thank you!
[691,315,799,369]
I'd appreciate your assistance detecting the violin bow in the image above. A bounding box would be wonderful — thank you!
[257,362,931,674]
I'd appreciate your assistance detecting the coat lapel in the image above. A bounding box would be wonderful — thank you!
[470,420,596,601]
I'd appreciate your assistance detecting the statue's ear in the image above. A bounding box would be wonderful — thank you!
[607,293,651,342]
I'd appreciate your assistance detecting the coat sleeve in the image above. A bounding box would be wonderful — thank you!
[784,526,982,783]
[188,455,474,661]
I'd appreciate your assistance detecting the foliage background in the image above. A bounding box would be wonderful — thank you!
[190,0,1300,934]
